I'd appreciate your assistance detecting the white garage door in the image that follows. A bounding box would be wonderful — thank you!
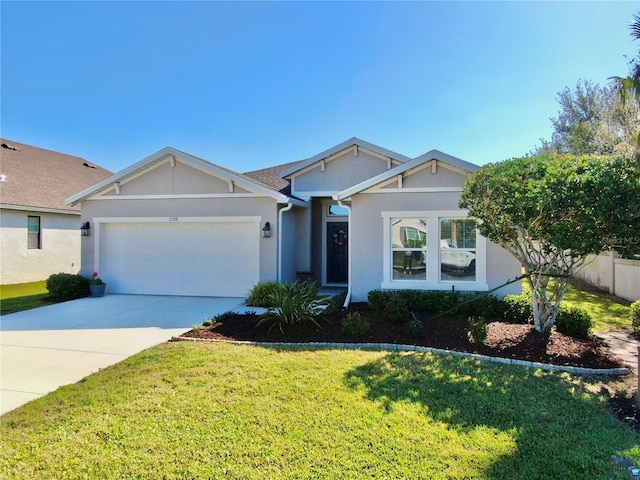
[99,221,259,297]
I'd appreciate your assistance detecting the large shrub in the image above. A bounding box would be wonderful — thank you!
[555,306,592,339]
[257,281,329,332]
[502,295,533,324]
[46,273,89,300]
[631,300,640,333]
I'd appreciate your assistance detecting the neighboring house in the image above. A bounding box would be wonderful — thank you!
[66,138,521,301]
[0,140,112,284]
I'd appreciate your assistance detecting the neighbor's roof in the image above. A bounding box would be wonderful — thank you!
[0,139,112,214]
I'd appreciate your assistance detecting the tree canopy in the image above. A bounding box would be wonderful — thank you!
[536,80,639,160]
[460,153,640,334]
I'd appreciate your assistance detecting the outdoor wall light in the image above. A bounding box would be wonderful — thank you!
[262,222,271,238]
[80,221,90,236]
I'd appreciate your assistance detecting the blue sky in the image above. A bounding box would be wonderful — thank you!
[1,1,638,173]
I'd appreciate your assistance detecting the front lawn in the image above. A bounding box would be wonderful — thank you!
[1,342,637,479]
[0,281,56,315]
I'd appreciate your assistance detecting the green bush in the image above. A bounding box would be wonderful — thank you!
[631,300,640,333]
[341,312,369,337]
[367,290,387,313]
[468,316,488,345]
[556,306,592,339]
[246,281,280,307]
[367,289,504,318]
[385,293,410,324]
[502,295,533,324]
[45,273,89,300]
[404,317,426,338]
[257,281,329,332]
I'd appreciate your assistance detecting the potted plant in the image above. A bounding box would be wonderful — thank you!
[88,272,106,297]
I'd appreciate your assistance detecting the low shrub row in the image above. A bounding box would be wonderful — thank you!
[367,289,593,339]
[368,289,505,317]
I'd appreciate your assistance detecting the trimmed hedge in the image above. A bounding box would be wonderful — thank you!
[367,290,593,339]
[367,289,504,317]
[45,273,89,300]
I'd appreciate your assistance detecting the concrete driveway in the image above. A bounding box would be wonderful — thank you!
[1,294,248,415]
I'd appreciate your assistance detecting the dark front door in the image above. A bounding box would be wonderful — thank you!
[326,222,348,284]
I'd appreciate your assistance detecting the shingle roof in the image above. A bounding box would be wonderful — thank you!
[0,139,112,213]
[243,160,302,193]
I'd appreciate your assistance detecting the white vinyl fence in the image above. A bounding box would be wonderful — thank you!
[574,252,640,302]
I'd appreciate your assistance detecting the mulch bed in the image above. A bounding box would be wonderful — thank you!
[181,302,640,428]
[181,302,622,370]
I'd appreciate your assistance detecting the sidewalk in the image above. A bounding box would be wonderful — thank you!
[595,330,639,375]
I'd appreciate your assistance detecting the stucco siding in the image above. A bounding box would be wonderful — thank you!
[402,165,466,189]
[347,192,521,301]
[293,151,391,194]
[1,209,81,284]
[279,207,299,283]
[485,241,522,297]
[102,160,251,196]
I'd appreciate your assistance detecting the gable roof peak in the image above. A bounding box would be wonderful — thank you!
[280,137,413,178]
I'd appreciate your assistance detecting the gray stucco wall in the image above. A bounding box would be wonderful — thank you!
[348,191,521,302]
[292,151,392,194]
[1,209,82,284]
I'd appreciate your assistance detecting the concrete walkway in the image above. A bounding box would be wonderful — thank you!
[1,294,249,415]
[595,329,639,375]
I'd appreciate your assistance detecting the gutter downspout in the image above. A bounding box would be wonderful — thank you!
[337,199,352,309]
[277,202,294,282]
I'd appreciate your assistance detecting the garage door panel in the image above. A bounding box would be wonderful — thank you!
[100,222,259,297]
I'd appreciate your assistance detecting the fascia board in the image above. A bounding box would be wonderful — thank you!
[1,204,81,215]
[415,149,479,173]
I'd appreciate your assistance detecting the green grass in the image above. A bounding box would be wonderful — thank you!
[0,281,58,315]
[1,342,637,479]
[522,279,632,332]
[562,281,632,332]
[0,281,48,299]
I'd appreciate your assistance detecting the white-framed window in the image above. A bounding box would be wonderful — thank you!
[27,215,41,249]
[440,218,477,282]
[391,218,427,280]
[382,211,487,292]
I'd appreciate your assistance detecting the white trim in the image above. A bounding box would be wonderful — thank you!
[363,187,464,195]
[0,204,80,215]
[93,216,261,224]
[290,190,340,201]
[89,193,272,201]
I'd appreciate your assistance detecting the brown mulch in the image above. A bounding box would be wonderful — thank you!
[181,302,622,370]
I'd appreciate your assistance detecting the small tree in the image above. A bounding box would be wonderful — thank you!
[460,153,640,335]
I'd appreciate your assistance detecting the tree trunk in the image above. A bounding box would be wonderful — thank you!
[528,274,570,337]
